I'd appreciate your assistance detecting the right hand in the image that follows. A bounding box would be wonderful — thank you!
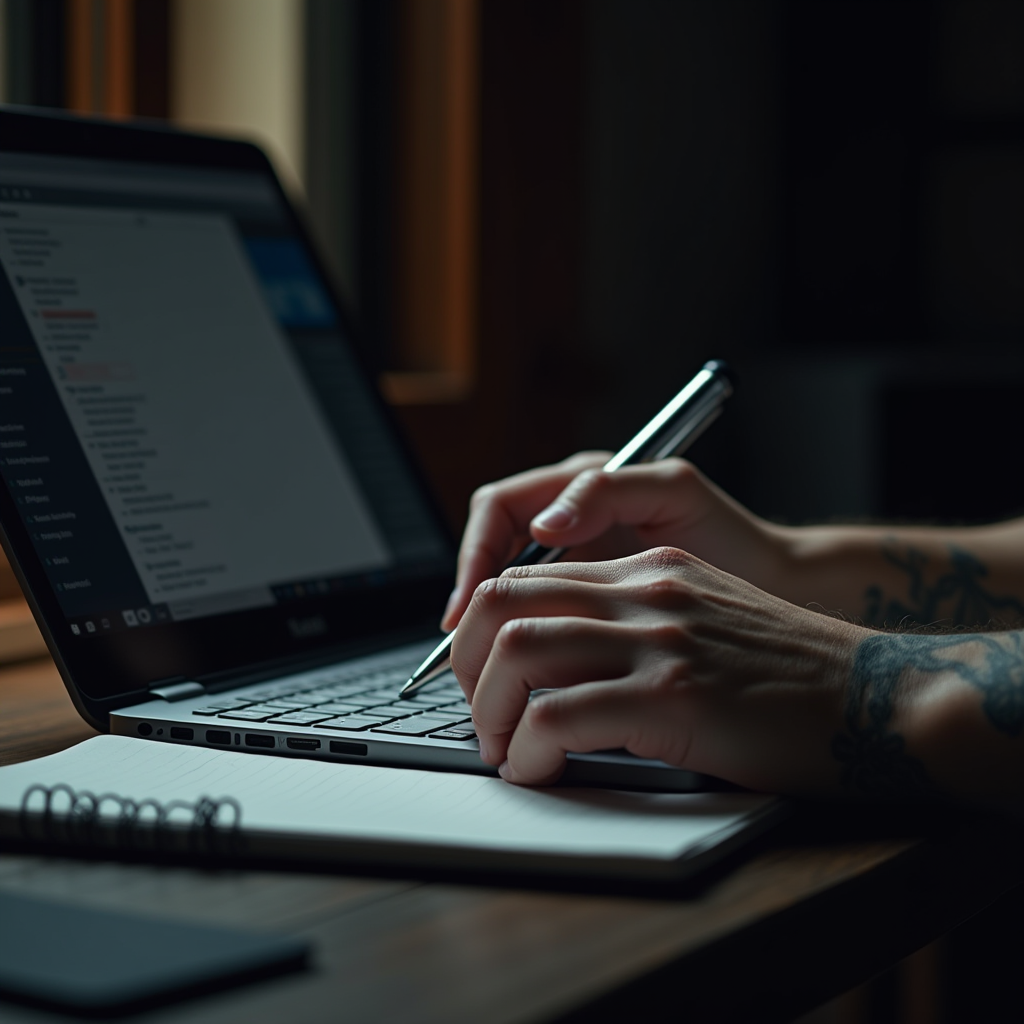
[442,452,792,631]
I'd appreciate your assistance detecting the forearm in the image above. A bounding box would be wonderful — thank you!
[769,519,1024,628]
[832,629,1024,802]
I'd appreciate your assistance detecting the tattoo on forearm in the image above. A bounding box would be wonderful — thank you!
[832,631,1024,799]
[863,543,1024,629]
[832,634,947,800]
[957,632,1024,736]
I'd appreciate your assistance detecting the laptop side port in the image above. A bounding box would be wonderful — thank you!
[170,727,194,741]
[245,734,276,748]
[286,737,321,751]
[330,741,368,756]
[206,729,231,745]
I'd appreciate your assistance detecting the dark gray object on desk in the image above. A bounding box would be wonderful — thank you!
[0,890,309,1016]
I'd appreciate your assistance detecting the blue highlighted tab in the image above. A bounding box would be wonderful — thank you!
[243,237,336,329]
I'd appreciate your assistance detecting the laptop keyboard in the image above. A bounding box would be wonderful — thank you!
[191,666,477,742]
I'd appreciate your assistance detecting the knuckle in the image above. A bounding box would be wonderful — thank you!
[499,564,533,582]
[641,621,691,654]
[636,572,694,611]
[573,467,611,498]
[638,545,691,574]
[650,656,694,695]
[661,458,697,488]
[493,617,535,657]
[470,574,515,615]
[521,694,561,734]
[469,482,498,510]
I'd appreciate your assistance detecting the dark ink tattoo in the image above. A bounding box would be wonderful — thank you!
[833,630,1024,799]
[863,544,1024,629]
[959,632,1024,737]
[833,634,949,800]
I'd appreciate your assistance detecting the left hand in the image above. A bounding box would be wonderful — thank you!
[450,547,867,794]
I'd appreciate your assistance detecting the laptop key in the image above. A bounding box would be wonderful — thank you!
[429,727,478,741]
[320,715,387,731]
[401,696,457,710]
[312,702,368,716]
[216,709,278,721]
[397,701,445,713]
[372,716,467,737]
[343,693,400,708]
[267,711,334,726]
[304,687,366,702]
[248,686,303,700]
[198,698,253,710]
[361,705,414,721]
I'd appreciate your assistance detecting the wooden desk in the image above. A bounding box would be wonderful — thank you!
[0,656,1020,1024]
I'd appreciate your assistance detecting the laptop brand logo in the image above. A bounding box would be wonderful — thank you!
[287,615,328,639]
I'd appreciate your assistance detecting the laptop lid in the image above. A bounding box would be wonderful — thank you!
[0,108,455,727]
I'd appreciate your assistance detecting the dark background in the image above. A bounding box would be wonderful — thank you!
[353,0,1024,531]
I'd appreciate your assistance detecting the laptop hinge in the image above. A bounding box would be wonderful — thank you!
[148,680,206,701]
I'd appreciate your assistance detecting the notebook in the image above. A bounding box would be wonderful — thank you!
[0,736,785,882]
[0,106,714,792]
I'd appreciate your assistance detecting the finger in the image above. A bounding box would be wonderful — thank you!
[500,677,695,786]
[450,576,617,701]
[491,547,675,587]
[469,618,636,764]
[529,459,714,549]
[443,453,609,630]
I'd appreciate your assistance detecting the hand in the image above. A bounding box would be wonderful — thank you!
[442,453,792,631]
[450,547,866,793]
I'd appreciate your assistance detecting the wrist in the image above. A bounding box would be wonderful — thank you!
[770,525,880,616]
[833,630,1024,802]
[900,636,1023,801]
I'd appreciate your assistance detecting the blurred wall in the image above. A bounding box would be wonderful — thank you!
[579,0,1024,526]
[171,0,306,194]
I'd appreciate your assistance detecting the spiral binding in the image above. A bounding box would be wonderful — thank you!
[18,783,242,856]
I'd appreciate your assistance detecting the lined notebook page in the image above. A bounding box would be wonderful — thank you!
[0,736,777,862]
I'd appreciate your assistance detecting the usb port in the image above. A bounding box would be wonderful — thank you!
[286,737,321,751]
[245,734,276,748]
[206,729,231,745]
[170,727,194,741]
[330,741,368,757]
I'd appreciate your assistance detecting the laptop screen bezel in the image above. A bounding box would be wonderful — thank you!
[0,106,456,722]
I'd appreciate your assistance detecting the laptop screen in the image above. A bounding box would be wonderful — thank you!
[0,118,453,705]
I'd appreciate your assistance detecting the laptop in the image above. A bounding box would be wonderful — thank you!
[0,107,711,792]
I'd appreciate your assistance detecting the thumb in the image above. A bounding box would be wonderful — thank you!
[527,467,633,547]
[529,461,705,548]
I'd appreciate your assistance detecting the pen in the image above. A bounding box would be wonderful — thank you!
[399,359,736,698]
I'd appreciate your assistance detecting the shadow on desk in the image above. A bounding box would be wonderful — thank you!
[796,885,1024,1024]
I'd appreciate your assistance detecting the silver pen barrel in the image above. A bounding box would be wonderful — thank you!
[399,360,734,697]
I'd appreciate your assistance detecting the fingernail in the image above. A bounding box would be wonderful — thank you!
[532,503,575,532]
[498,760,513,781]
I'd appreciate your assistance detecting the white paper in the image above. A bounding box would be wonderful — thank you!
[0,736,778,862]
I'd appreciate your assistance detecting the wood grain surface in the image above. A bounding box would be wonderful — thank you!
[0,658,96,768]
[0,657,1020,1024]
